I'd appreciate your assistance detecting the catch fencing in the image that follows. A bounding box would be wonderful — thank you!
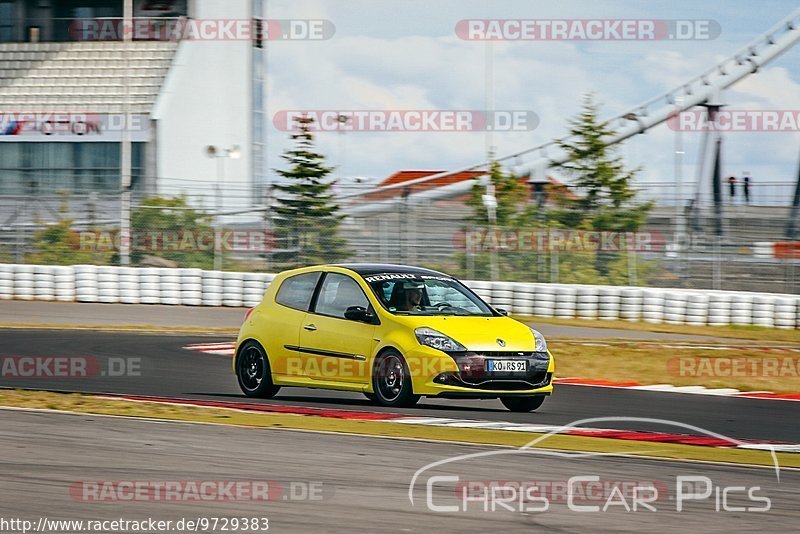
[4,181,800,293]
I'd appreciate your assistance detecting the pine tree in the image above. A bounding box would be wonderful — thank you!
[553,94,651,231]
[271,116,349,268]
[553,94,652,275]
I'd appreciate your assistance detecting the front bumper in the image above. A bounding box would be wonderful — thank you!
[407,346,555,397]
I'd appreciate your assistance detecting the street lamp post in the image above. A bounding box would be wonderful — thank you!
[205,145,241,271]
[482,183,498,281]
[674,96,685,286]
[120,0,133,266]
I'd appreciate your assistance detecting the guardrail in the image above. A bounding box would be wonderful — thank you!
[0,264,798,329]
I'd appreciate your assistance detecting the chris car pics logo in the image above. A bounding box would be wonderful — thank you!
[409,417,780,514]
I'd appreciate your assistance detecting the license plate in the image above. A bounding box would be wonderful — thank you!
[487,359,527,372]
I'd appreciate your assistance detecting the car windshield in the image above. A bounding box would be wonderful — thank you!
[363,273,494,316]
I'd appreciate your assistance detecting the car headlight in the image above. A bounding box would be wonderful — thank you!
[530,328,547,352]
[415,327,467,352]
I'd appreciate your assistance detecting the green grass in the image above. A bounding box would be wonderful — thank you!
[516,315,800,344]
[555,342,800,393]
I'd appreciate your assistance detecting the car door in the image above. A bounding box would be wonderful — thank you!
[269,271,322,381]
[298,272,378,384]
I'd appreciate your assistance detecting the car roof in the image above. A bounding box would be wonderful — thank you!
[333,263,450,278]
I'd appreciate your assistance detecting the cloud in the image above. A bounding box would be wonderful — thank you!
[262,0,800,202]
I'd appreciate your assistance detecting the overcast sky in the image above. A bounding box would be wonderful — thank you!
[261,0,800,202]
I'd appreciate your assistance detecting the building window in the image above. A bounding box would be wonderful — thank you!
[0,143,145,194]
[0,2,16,42]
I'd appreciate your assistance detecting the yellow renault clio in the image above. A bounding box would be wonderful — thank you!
[234,264,554,412]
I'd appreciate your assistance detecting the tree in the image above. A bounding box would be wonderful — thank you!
[553,94,651,230]
[129,196,216,268]
[551,94,653,275]
[271,116,349,268]
[26,193,114,265]
[27,219,114,265]
[460,158,528,279]
[466,158,526,227]
[456,95,658,285]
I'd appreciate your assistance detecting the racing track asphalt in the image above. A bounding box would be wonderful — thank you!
[0,300,754,341]
[0,329,797,444]
[1,409,798,532]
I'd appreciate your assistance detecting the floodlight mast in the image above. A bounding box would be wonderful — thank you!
[119,0,133,265]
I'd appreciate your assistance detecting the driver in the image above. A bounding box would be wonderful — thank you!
[396,281,425,311]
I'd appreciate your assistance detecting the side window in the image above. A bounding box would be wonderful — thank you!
[314,273,370,319]
[274,272,321,311]
[377,281,394,304]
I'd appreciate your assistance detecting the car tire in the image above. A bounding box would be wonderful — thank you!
[363,392,378,403]
[372,350,419,407]
[500,395,545,412]
[236,340,281,398]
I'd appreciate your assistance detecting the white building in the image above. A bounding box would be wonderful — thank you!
[0,0,262,219]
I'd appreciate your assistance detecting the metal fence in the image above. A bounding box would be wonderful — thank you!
[2,181,800,294]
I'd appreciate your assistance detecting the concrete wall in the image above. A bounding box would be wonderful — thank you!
[152,0,252,214]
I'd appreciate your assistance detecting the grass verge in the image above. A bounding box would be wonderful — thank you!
[517,315,800,344]
[555,343,800,393]
[0,389,796,469]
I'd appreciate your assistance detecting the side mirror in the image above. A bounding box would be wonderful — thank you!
[496,308,509,316]
[345,306,375,323]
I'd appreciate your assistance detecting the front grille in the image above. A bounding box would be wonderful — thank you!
[446,351,549,359]
[443,351,551,390]
[459,351,540,358]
